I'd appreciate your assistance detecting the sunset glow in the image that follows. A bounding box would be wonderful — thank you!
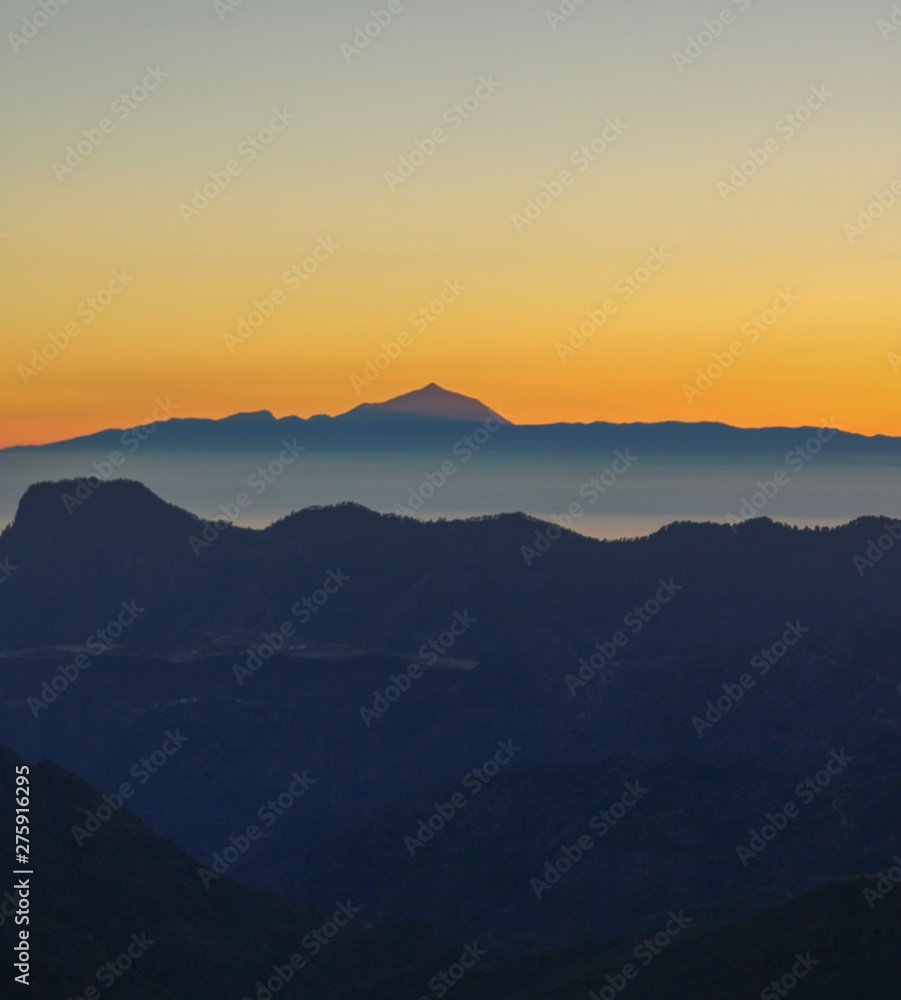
[2,0,900,447]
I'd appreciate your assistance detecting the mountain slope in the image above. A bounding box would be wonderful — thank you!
[0,744,440,998]
[0,479,898,656]
[1,743,899,998]
[342,383,510,424]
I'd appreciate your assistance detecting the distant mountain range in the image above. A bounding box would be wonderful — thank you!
[1,384,897,540]
[344,383,510,425]
[2,383,899,454]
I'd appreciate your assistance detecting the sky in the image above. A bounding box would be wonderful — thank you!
[2,0,901,446]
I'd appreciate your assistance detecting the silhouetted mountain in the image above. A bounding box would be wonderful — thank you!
[0,744,438,998]
[343,382,510,424]
[0,479,899,657]
[464,876,901,999]
[1,744,898,998]
[0,479,899,961]
[3,384,899,456]
[292,727,901,948]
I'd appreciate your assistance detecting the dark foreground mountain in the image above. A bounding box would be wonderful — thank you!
[0,479,899,657]
[1,480,899,993]
[1,745,899,999]
[0,480,899,952]
[465,876,901,1000]
[0,745,437,999]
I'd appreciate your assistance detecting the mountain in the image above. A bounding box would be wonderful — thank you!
[0,479,899,655]
[2,743,899,998]
[343,383,511,424]
[0,479,899,952]
[0,384,512,455]
[3,618,900,948]
[2,384,899,456]
[1,386,898,539]
[463,876,901,999]
[0,744,435,999]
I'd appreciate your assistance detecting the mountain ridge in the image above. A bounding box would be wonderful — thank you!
[3,383,899,452]
[1,478,899,657]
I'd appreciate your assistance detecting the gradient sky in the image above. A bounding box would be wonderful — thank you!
[2,0,900,446]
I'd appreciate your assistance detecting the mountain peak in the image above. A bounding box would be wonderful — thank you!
[344,384,511,424]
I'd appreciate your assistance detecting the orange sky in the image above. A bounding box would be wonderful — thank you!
[2,0,900,447]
